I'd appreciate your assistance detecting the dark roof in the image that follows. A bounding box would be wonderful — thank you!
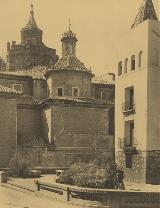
[131,0,158,29]
[0,84,22,95]
[91,73,115,85]
[50,55,92,74]
[0,66,48,80]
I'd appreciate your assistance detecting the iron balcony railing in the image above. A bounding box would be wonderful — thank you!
[121,102,136,116]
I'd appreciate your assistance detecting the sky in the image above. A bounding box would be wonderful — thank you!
[0,0,159,75]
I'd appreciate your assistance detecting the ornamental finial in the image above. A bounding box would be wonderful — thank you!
[69,19,71,31]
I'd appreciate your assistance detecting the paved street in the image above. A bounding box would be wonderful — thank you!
[0,185,77,208]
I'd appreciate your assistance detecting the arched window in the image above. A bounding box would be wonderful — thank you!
[152,48,159,66]
[138,51,142,67]
[118,61,122,76]
[131,55,135,70]
[124,58,128,73]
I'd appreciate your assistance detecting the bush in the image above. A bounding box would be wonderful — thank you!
[9,153,29,177]
[8,150,37,177]
[58,154,125,190]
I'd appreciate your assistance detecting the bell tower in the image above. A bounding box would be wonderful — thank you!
[61,22,78,57]
[21,4,43,44]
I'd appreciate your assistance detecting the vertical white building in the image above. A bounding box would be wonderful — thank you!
[115,0,160,184]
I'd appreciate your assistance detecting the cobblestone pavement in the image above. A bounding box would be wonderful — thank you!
[0,185,78,208]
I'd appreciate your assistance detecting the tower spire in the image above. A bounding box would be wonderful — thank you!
[24,3,38,29]
[131,0,158,29]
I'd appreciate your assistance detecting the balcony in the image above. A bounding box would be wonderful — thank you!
[118,137,137,155]
[122,102,135,116]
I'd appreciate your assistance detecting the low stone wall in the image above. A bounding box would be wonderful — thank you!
[36,180,160,208]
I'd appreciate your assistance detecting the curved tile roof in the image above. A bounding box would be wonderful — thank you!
[91,73,115,85]
[0,84,22,95]
[51,55,92,74]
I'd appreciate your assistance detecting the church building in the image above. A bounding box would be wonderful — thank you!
[115,0,160,184]
[0,5,115,168]
[6,5,59,70]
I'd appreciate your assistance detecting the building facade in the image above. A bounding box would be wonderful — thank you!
[6,5,58,71]
[115,0,160,184]
[0,7,115,168]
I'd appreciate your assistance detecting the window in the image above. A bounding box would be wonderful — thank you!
[124,121,134,168]
[124,58,128,73]
[131,55,135,70]
[72,87,79,97]
[57,88,63,96]
[118,61,122,76]
[12,84,22,92]
[152,48,159,66]
[138,51,142,67]
[125,86,134,111]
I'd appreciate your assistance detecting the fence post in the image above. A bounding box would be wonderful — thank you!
[37,181,40,191]
[66,187,70,201]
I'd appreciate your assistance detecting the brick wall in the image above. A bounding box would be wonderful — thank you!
[33,79,47,99]
[47,71,92,98]
[0,98,17,167]
[42,105,113,149]
[17,108,42,139]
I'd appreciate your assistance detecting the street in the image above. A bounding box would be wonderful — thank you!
[0,185,77,208]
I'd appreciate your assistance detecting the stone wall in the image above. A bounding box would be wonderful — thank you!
[0,98,17,167]
[116,151,147,184]
[116,150,160,184]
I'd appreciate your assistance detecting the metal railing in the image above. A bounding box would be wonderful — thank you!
[121,102,136,116]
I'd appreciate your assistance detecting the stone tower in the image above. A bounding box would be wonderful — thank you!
[6,4,58,71]
[115,0,160,184]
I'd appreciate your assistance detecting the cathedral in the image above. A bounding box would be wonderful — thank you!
[6,4,58,70]
[0,5,114,168]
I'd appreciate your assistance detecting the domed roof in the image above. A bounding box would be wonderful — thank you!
[51,55,93,75]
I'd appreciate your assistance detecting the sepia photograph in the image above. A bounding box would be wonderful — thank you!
[0,0,160,207]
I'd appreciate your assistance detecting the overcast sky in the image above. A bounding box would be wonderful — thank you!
[0,0,159,75]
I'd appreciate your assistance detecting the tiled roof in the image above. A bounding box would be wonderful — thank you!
[17,135,46,147]
[0,66,48,80]
[91,73,115,85]
[17,95,39,105]
[40,96,113,106]
[50,55,92,74]
[0,84,22,95]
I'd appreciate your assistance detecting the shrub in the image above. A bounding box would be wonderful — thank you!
[58,154,125,190]
[8,150,37,177]
[9,153,29,177]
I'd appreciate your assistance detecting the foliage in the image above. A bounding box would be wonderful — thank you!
[8,149,37,177]
[58,153,125,190]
